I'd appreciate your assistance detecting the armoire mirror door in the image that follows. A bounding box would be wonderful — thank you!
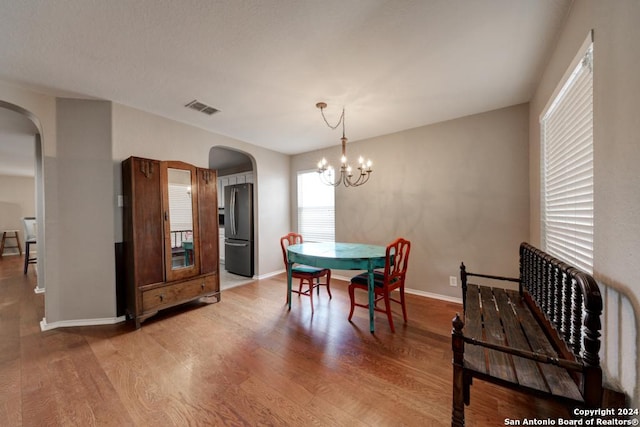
[162,161,200,281]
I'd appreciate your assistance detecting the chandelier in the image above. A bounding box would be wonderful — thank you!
[315,102,373,187]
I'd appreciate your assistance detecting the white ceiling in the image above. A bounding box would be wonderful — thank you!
[0,0,571,176]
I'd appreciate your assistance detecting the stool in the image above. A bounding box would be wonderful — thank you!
[0,230,22,257]
[24,239,37,274]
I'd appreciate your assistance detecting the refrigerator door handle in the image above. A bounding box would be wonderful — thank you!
[230,188,237,236]
[225,241,248,247]
[234,188,238,235]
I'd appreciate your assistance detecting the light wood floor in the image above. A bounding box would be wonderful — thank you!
[0,256,570,426]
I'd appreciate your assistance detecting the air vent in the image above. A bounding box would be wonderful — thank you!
[185,100,220,116]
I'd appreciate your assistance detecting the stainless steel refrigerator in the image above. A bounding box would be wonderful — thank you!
[224,183,254,277]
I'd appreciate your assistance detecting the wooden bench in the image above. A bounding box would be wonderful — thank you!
[451,242,605,426]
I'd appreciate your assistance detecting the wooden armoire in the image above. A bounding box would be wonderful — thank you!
[122,156,220,328]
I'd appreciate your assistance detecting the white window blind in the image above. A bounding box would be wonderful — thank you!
[168,183,193,232]
[297,171,335,242]
[541,41,593,273]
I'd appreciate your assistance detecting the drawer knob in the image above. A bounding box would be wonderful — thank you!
[201,282,205,290]
[159,294,164,302]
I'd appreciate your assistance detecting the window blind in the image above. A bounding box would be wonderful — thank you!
[168,183,193,232]
[297,171,335,242]
[541,43,593,273]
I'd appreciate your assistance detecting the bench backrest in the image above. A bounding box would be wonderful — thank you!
[519,242,603,370]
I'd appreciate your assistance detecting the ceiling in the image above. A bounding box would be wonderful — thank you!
[0,0,571,176]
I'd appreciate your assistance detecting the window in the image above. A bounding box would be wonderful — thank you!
[297,171,335,242]
[541,37,593,273]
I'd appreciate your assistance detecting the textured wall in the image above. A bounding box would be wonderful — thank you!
[50,99,116,323]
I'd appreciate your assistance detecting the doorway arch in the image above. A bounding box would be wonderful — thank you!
[0,100,46,293]
[209,146,257,288]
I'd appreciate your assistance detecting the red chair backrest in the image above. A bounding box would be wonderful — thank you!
[384,238,411,286]
[280,232,303,271]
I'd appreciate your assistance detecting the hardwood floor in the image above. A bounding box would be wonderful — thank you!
[0,255,570,426]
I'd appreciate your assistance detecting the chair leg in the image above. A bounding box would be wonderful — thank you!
[325,270,332,299]
[400,287,408,323]
[308,279,314,314]
[23,241,30,275]
[348,285,356,321]
[384,291,395,333]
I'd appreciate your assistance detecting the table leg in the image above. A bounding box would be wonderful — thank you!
[368,261,375,333]
[287,261,293,310]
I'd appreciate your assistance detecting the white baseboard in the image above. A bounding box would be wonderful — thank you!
[404,287,463,304]
[256,270,463,304]
[256,269,285,280]
[40,315,126,331]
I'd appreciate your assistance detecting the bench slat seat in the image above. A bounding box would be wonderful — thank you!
[511,290,584,401]
[492,287,550,393]
[462,284,486,375]
[463,284,584,403]
[479,285,517,383]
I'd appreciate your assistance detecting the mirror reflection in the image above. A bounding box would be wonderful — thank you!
[168,168,194,270]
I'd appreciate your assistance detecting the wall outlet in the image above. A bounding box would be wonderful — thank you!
[449,276,458,287]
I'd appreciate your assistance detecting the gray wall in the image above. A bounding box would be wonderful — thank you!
[529,0,640,404]
[292,104,530,300]
[48,99,116,322]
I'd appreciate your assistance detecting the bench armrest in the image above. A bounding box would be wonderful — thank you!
[461,335,584,372]
[459,262,519,310]
[463,271,519,283]
[460,262,519,283]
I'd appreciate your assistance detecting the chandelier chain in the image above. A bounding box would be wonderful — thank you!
[319,106,345,136]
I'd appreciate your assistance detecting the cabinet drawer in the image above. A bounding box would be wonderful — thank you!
[142,275,217,312]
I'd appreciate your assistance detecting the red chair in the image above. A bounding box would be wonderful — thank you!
[280,233,331,313]
[348,238,411,332]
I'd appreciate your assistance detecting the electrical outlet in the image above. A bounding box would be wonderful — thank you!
[449,276,458,287]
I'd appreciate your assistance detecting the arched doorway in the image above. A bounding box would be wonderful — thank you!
[0,101,45,293]
[209,146,257,289]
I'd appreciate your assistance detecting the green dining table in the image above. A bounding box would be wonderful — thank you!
[286,242,386,333]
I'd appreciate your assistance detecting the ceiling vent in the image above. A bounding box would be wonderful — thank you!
[185,100,220,116]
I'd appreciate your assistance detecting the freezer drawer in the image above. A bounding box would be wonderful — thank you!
[224,239,254,277]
